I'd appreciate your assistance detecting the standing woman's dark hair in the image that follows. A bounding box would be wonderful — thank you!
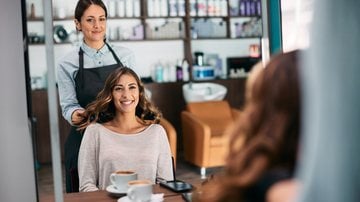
[78,67,161,130]
[74,0,108,41]
[199,50,301,202]
[74,0,107,23]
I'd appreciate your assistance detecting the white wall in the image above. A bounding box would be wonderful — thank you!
[0,1,37,202]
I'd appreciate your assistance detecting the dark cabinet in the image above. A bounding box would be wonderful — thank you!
[31,90,70,164]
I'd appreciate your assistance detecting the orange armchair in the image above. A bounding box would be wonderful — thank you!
[159,118,177,168]
[181,100,241,177]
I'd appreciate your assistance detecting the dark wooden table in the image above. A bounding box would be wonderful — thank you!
[41,184,185,202]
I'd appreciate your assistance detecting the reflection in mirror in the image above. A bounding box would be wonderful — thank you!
[27,0,314,200]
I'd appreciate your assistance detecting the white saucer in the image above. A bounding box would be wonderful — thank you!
[118,193,164,202]
[106,184,127,196]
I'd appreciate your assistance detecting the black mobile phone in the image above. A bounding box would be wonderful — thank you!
[159,180,193,193]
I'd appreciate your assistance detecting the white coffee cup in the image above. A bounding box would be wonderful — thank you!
[127,180,153,202]
[110,170,137,191]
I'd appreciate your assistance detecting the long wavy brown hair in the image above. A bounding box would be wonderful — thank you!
[199,50,301,202]
[77,67,161,130]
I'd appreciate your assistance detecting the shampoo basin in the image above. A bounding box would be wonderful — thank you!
[182,82,227,103]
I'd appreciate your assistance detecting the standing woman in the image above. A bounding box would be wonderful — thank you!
[57,0,135,192]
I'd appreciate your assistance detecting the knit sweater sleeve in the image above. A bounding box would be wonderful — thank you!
[156,125,175,182]
[78,124,99,192]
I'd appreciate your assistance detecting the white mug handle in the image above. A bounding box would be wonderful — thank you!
[110,173,116,186]
[127,186,135,201]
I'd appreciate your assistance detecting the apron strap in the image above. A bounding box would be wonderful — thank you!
[105,42,124,67]
[78,48,85,89]
[77,43,124,89]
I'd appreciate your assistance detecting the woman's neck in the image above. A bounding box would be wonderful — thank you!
[84,39,105,51]
[106,114,146,134]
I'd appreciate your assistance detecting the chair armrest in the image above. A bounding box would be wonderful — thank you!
[159,118,177,165]
[181,111,212,166]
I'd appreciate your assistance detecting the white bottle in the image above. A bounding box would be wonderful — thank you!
[189,0,196,16]
[229,0,239,16]
[133,0,140,17]
[231,22,237,38]
[182,59,190,82]
[108,0,116,17]
[168,0,177,16]
[148,0,154,17]
[125,0,133,17]
[220,0,228,16]
[178,0,186,16]
[197,0,206,16]
[214,0,221,16]
[160,0,168,16]
[56,6,67,19]
[117,0,125,17]
[207,0,215,16]
[169,62,177,82]
[153,0,160,17]
[108,26,118,41]
[162,63,170,82]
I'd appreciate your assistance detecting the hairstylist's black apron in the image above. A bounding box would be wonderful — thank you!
[64,43,124,193]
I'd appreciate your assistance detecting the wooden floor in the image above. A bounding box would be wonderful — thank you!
[35,157,223,201]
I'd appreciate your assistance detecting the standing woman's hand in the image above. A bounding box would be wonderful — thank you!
[71,109,86,125]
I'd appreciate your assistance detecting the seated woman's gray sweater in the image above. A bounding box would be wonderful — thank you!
[78,123,174,192]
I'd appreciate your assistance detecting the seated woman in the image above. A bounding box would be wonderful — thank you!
[77,67,173,192]
[198,50,301,202]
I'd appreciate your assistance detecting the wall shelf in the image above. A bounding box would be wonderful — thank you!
[26,0,266,82]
